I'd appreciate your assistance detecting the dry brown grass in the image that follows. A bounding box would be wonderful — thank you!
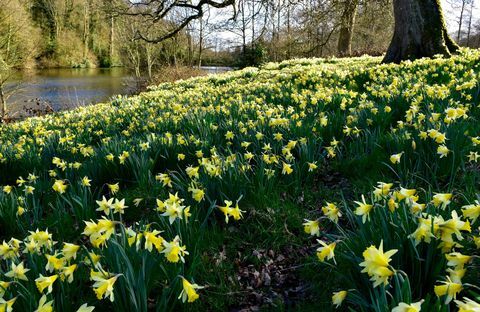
[150,65,207,84]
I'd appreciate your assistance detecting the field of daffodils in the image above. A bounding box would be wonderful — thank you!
[0,48,479,311]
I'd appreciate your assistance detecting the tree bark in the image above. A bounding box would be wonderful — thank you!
[146,45,153,79]
[383,0,459,64]
[240,0,247,60]
[0,84,6,121]
[198,18,204,68]
[109,15,115,64]
[286,1,291,58]
[337,0,359,57]
[466,0,474,46]
[83,0,90,61]
[457,0,466,42]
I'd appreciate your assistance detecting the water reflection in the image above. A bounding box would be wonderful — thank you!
[5,68,136,114]
[5,66,232,117]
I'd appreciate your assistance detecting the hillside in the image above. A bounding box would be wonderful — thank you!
[0,49,479,311]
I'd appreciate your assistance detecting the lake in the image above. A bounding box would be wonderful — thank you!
[5,66,232,118]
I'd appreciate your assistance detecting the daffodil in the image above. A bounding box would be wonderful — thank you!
[462,201,480,223]
[133,198,143,207]
[322,202,341,223]
[225,131,234,140]
[0,297,16,312]
[96,196,113,214]
[106,153,114,161]
[455,298,480,312]
[303,219,320,236]
[83,218,116,247]
[112,198,128,214]
[354,195,373,223]
[392,300,423,312]
[186,166,200,179]
[144,230,164,252]
[161,236,189,263]
[28,229,53,249]
[467,151,480,162]
[5,261,29,281]
[434,276,462,304]
[24,185,35,194]
[107,183,119,195]
[394,187,417,201]
[16,177,26,186]
[91,273,119,302]
[390,152,403,164]
[218,200,244,223]
[17,206,25,216]
[178,278,203,303]
[188,186,205,202]
[61,264,77,283]
[282,162,293,175]
[81,176,91,187]
[331,290,347,308]
[388,197,398,212]
[156,173,173,188]
[316,240,336,263]
[0,281,11,298]
[445,252,471,269]
[118,151,130,164]
[45,254,65,272]
[447,266,466,284]
[76,303,95,312]
[409,217,436,245]
[373,182,393,199]
[438,210,471,245]
[62,243,80,260]
[2,186,12,194]
[431,193,452,209]
[229,203,244,221]
[161,200,188,224]
[359,240,397,287]
[437,144,450,158]
[35,274,58,294]
[34,295,53,312]
[52,180,67,194]
[218,200,233,223]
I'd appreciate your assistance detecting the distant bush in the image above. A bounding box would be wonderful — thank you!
[150,66,207,84]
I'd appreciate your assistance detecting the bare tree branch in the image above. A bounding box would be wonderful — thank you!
[115,0,235,43]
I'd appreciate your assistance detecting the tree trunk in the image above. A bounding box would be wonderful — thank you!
[286,2,291,58]
[466,1,474,46]
[146,46,153,80]
[83,0,90,61]
[337,0,359,57]
[383,0,459,64]
[457,0,466,42]
[251,0,255,44]
[275,0,281,61]
[0,84,6,122]
[135,50,141,78]
[240,0,247,60]
[198,18,204,68]
[109,15,115,65]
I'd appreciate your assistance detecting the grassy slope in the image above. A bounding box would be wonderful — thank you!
[0,50,479,311]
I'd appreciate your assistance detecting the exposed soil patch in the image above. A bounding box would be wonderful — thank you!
[229,246,311,312]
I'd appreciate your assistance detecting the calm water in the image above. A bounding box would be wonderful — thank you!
[5,66,232,117]
[6,68,135,114]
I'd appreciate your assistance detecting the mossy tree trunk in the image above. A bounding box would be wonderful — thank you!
[337,0,359,57]
[383,0,459,63]
[0,87,5,121]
